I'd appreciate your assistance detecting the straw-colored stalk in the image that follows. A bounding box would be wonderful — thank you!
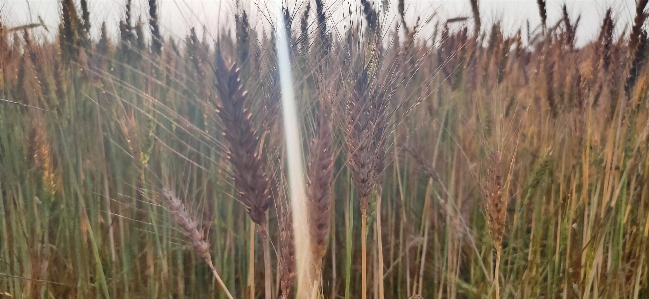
[346,60,388,299]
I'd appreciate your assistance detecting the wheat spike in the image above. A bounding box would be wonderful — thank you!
[213,46,272,227]
[160,188,233,299]
[306,110,334,275]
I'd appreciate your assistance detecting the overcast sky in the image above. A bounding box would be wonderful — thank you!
[0,0,641,47]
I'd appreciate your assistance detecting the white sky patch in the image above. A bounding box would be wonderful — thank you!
[1,0,641,48]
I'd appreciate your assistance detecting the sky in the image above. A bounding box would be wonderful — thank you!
[0,0,641,48]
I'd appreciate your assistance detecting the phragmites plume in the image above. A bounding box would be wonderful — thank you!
[213,46,272,228]
[306,109,334,275]
[160,188,233,299]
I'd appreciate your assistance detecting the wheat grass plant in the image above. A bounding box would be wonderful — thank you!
[2,1,649,298]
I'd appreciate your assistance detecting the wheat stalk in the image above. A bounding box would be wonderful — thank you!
[213,46,274,299]
[213,47,272,227]
[482,151,505,299]
[346,41,388,299]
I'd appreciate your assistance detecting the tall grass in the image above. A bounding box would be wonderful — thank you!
[1,0,649,298]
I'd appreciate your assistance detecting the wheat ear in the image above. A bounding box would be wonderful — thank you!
[160,188,233,299]
[306,109,334,277]
[346,49,388,299]
[214,45,274,299]
[279,199,297,298]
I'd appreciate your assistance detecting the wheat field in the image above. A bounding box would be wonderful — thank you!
[0,0,648,298]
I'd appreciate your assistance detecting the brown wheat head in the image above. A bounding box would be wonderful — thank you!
[346,59,389,211]
[483,152,506,248]
[213,47,272,228]
[306,109,334,273]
